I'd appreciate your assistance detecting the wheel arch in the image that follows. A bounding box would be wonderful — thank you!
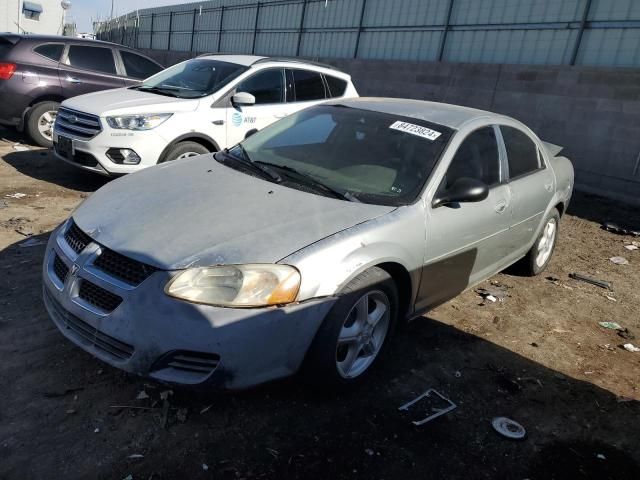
[375,261,413,321]
[158,133,220,163]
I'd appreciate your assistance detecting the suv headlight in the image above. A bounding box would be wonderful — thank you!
[165,264,301,308]
[106,113,172,130]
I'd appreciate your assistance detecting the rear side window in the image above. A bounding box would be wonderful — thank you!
[120,51,162,79]
[325,75,347,98]
[501,126,541,179]
[66,45,116,75]
[291,69,326,102]
[443,127,500,190]
[34,43,64,62]
[236,69,284,104]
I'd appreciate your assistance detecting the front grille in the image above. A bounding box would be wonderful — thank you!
[152,350,220,375]
[94,248,157,286]
[55,107,102,140]
[53,254,69,283]
[78,279,123,312]
[64,220,92,254]
[45,288,133,360]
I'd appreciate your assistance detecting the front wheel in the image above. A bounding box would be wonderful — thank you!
[159,141,210,163]
[520,208,560,276]
[303,267,398,387]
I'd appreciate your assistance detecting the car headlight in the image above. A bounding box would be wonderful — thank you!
[165,264,301,308]
[106,113,172,130]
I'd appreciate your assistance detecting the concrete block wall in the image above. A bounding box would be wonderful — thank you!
[140,49,640,206]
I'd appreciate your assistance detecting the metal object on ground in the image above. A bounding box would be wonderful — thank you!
[398,389,457,426]
[491,417,526,440]
[569,273,612,290]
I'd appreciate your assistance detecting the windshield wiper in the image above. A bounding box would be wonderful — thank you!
[133,85,181,97]
[254,161,357,202]
[218,147,282,183]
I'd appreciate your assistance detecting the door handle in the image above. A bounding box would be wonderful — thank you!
[494,200,507,214]
[65,76,82,84]
[212,120,224,125]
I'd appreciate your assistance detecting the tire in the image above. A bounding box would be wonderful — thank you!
[520,208,560,276]
[26,101,59,148]
[303,267,398,388]
[159,141,210,163]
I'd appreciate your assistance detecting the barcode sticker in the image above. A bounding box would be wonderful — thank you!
[389,121,441,141]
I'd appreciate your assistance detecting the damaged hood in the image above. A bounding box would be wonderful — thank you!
[61,87,199,116]
[73,156,395,270]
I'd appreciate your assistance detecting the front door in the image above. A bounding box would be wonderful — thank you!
[58,44,124,98]
[416,126,513,311]
[225,68,291,147]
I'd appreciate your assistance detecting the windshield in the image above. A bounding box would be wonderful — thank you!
[237,105,454,206]
[135,59,247,98]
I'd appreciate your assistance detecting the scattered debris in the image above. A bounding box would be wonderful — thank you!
[609,256,629,265]
[122,475,133,480]
[128,454,144,459]
[551,328,570,334]
[5,193,27,199]
[617,328,635,340]
[602,221,640,237]
[599,321,623,330]
[136,391,149,400]
[94,428,100,434]
[66,409,76,414]
[200,405,212,415]
[597,344,616,351]
[398,389,457,426]
[159,390,173,401]
[596,453,606,460]
[454,370,462,378]
[622,343,640,353]
[202,464,209,471]
[625,244,639,251]
[491,417,526,440]
[476,286,510,303]
[176,408,188,423]
[605,295,617,302]
[569,273,612,290]
[365,448,374,456]
[0,200,8,209]
[13,144,30,151]
[19,237,45,248]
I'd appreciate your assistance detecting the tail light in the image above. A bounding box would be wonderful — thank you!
[0,63,16,80]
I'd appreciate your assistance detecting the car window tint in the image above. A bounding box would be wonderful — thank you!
[236,69,284,104]
[262,113,336,148]
[501,126,540,178]
[34,43,64,61]
[291,69,326,101]
[444,127,500,190]
[67,45,116,74]
[120,51,162,79]
[325,75,347,98]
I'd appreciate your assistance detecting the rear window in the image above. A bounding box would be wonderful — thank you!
[291,69,326,102]
[34,43,64,62]
[325,75,347,97]
[120,50,162,79]
[501,126,541,179]
[66,45,116,75]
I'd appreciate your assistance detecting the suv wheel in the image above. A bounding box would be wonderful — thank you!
[27,101,60,148]
[160,141,210,163]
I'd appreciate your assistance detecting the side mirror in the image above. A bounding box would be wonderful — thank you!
[432,177,489,208]
[231,91,256,106]
[244,128,258,139]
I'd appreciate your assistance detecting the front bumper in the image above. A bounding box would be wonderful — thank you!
[52,125,168,176]
[42,222,336,389]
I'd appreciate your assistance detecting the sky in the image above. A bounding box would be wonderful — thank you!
[68,0,187,32]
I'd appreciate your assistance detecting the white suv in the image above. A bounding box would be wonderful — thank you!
[52,55,358,175]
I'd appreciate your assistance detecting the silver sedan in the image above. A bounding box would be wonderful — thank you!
[42,98,574,389]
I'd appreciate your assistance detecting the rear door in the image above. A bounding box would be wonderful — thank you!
[225,68,291,146]
[58,44,124,97]
[116,49,163,85]
[286,68,329,113]
[499,125,555,254]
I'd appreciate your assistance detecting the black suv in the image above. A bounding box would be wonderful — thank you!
[0,34,163,147]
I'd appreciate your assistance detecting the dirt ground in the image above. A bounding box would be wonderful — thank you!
[0,127,639,480]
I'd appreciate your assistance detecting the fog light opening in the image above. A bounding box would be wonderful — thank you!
[106,148,141,165]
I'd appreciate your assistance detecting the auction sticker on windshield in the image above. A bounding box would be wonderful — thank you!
[389,121,441,141]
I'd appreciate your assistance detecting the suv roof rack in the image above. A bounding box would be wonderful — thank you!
[252,57,338,71]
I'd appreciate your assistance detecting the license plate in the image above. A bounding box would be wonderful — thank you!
[56,135,74,158]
